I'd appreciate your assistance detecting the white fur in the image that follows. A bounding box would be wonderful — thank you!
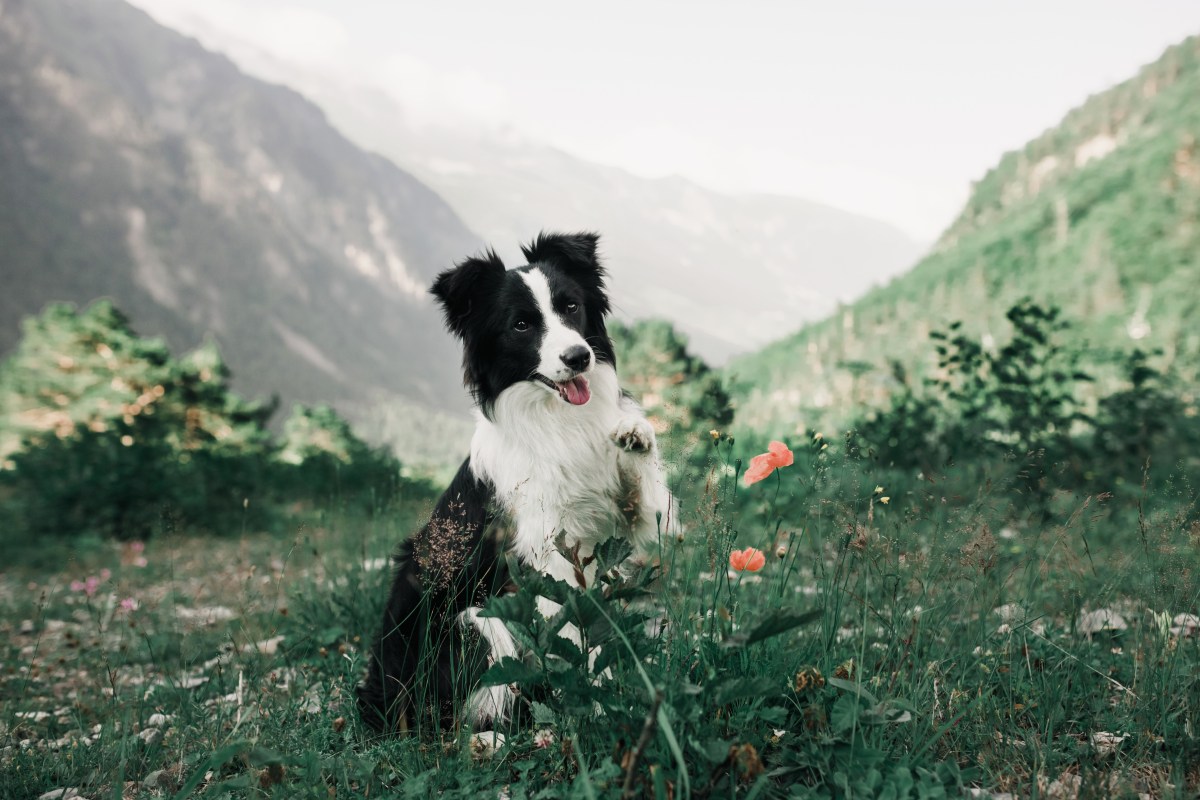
[470,363,670,574]
[467,363,674,724]
[459,607,519,725]
[518,269,592,382]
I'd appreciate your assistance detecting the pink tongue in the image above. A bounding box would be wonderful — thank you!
[561,376,591,405]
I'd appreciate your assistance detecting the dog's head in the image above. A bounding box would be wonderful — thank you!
[431,231,616,417]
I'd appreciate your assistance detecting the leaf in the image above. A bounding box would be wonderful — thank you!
[830,694,862,735]
[692,736,733,764]
[711,676,778,706]
[827,676,880,706]
[531,701,556,726]
[171,740,253,800]
[245,746,290,767]
[722,609,821,648]
[478,590,535,627]
[478,656,543,687]
[591,536,634,574]
[542,629,586,667]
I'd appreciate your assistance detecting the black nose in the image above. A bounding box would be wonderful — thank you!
[560,345,591,373]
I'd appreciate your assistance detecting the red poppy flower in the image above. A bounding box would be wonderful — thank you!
[729,546,767,573]
[743,441,794,486]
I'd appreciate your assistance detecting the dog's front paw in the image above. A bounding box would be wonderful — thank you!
[611,417,655,453]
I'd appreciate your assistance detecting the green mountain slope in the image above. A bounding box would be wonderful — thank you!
[728,36,1200,437]
[0,0,481,421]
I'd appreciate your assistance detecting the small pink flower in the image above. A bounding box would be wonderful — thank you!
[130,541,145,553]
[119,597,139,612]
[134,557,148,568]
[71,575,103,596]
[533,728,555,749]
[99,568,112,581]
[729,547,767,573]
[743,441,794,486]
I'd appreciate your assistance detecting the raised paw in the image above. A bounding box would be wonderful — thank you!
[610,416,655,453]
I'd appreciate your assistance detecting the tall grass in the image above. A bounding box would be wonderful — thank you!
[1,441,1198,798]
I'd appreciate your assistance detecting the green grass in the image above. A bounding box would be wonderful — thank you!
[2,445,1199,799]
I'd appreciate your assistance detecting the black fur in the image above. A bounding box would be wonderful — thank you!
[430,231,614,418]
[359,231,616,734]
[357,460,509,732]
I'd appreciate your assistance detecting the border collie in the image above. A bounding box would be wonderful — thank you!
[358,231,672,733]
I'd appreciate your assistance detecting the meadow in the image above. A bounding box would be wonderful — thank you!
[3,434,1198,799]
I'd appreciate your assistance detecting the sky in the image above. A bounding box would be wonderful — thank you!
[133,0,1200,241]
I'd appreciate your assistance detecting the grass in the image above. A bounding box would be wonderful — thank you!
[1,443,1199,799]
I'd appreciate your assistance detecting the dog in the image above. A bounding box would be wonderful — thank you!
[357,231,673,734]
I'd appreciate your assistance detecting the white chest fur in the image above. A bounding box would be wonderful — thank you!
[468,364,651,577]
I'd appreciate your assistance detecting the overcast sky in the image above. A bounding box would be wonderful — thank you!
[133,0,1200,241]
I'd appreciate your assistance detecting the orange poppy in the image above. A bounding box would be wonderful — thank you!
[729,546,767,573]
[743,440,794,486]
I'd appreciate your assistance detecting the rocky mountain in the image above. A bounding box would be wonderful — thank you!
[728,36,1200,436]
[0,0,481,423]
[115,11,924,364]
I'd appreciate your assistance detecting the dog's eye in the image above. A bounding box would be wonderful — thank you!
[513,320,529,332]
[564,302,579,314]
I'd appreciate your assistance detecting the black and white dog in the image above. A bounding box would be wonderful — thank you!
[358,232,672,733]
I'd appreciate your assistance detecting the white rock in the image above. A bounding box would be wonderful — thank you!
[964,789,1015,800]
[993,604,1025,622]
[137,727,163,747]
[36,789,83,800]
[1089,731,1128,756]
[177,675,209,689]
[146,713,171,728]
[175,606,236,625]
[239,635,285,656]
[1171,613,1199,637]
[1077,609,1128,636]
[15,711,51,722]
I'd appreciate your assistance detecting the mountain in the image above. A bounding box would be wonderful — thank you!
[116,11,924,364]
[728,36,1200,437]
[0,0,481,424]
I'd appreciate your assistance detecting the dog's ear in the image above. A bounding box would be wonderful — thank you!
[521,231,610,315]
[430,250,506,338]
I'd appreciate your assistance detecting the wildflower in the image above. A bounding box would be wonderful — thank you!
[775,545,787,559]
[709,429,721,441]
[743,441,793,486]
[124,541,148,568]
[793,666,826,693]
[533,728,555,748]
[119,597,139,612]
[729,743,764,782]
[879,496,890,505]
[874,485,884,495]
[71,575,103,596]
[729,547,766,573]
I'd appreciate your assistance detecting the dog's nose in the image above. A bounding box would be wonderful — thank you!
[560,345,591,373]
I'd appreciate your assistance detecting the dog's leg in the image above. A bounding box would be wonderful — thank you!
[611,397,676,553]
[459,607,518,727]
